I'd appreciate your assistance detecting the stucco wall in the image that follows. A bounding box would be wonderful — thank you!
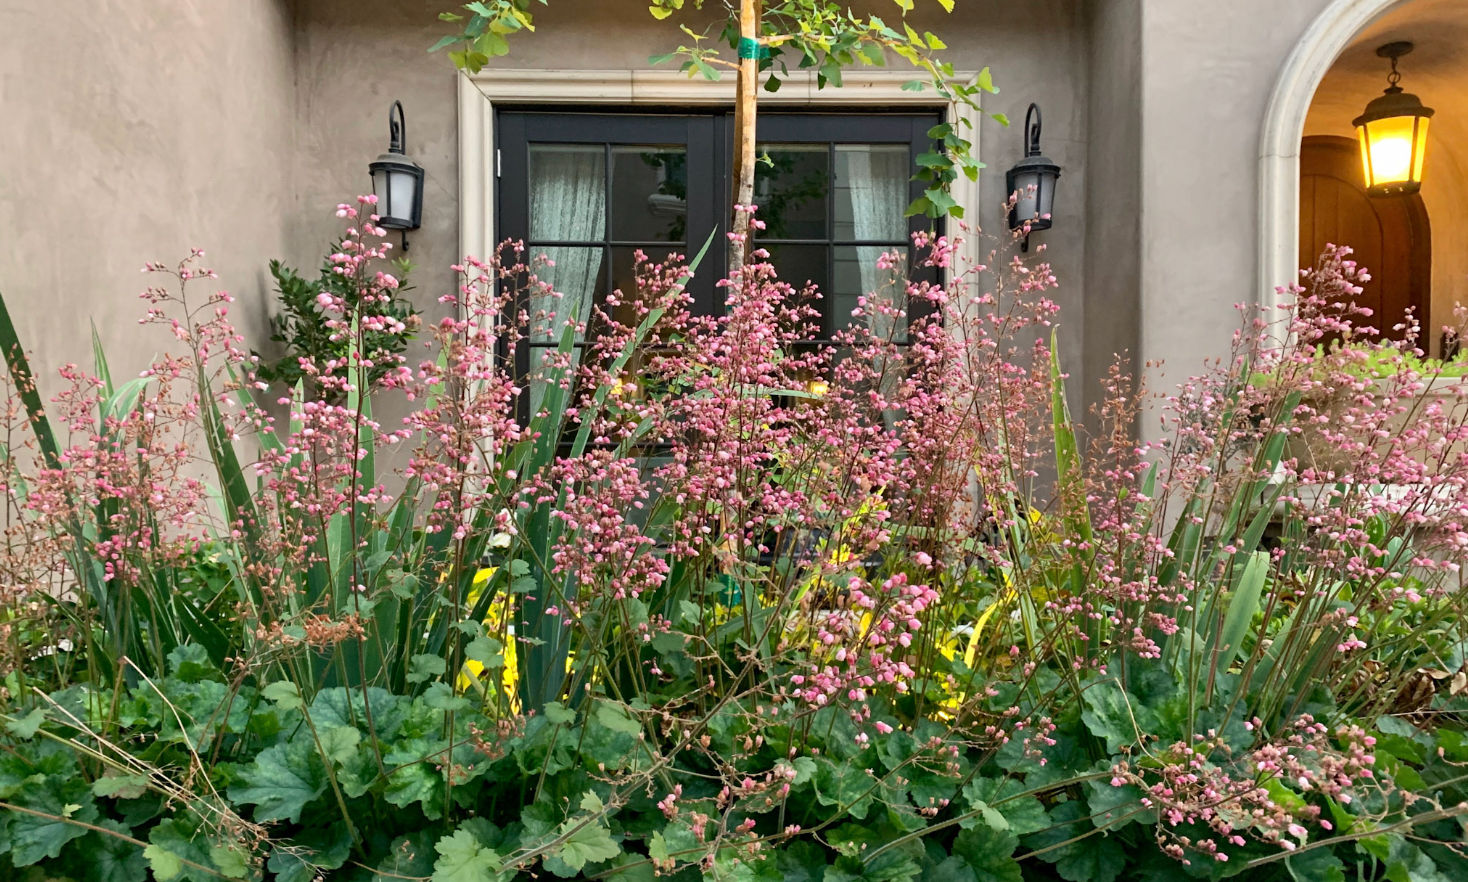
[1139,0,1335,421]
[0,0,296,396]
[1083,0,1143,430]
[291,0,1095,410]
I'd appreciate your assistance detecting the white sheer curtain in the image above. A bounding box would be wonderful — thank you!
[528,146,606,416]
[845,146,909,343]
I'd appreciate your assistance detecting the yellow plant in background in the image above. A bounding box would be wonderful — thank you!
[458,567,520,706]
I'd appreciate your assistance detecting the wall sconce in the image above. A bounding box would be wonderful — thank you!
[369,101,425,248]
[1354,42,1434,197]
[1006,103,1061,251]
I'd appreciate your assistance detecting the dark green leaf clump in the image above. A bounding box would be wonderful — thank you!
[253,244,419,400]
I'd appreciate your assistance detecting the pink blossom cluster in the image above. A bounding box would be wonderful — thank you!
[1108,717,1380,865]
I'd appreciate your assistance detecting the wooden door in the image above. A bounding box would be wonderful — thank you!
[1299,135,1431,341]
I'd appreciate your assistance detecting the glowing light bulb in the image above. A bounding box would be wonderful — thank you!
[1369,136,1413,182]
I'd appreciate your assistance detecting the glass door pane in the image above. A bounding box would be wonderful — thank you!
[529,146,606,242]
[834,145,910,241]
[610,148,687,243]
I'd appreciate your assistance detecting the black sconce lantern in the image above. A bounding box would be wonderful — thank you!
[369,101,425,248]
[1006,103,1061,251]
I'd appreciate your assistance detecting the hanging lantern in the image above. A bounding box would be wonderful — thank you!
[369,101,425,244]
[1353,42,1434,197]
[1006,103,1061,251]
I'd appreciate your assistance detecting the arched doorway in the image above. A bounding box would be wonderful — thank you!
[1299,134,1431,340]
[1263,0,1465,353]
[1258,0,1408,314]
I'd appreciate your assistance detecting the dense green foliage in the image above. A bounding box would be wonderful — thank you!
[0,224,1464,882]
[252,245,418,400]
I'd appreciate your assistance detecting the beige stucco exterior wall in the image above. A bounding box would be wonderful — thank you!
[0,0,297,397]
[11,0,1411,445]
[1083,0,1143,430]
[290,0,1096,412]
[1139,0,1335,416]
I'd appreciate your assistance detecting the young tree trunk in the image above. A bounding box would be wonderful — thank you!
[727,0,759,278]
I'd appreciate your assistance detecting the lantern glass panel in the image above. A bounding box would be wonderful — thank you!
[1412,116,1431,183]
[388,168,418,225]
[1035,175,1056,221]
[1011,170,1042,222]
[1360,116,1413,186]
[372,166,419,227]
[371,167,392,215]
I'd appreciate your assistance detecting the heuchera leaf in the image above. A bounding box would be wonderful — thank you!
[146,818,217,882]
[1080,680,1147,754]
[144,844,184,882]
[960,778,1048,835]
[551,820,621,873]
[377,831,439,882]
[951,826,1021,882]
[409,653,449,684]
[261,680,303,710]
[8,771,98,866]
[543,702,576,725]
[1022,801,1126,882]
[6,706,47,739]
[425,682,472,712]
[227,740,327,824]
[267,823,353,882]
[432,829,504,882]
[595,701,642,735]
[85,819,147,882]
[384,744,446,819]
[1084,771,1156,830]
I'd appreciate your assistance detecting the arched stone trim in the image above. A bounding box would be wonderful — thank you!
[1259,0,1405,312]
